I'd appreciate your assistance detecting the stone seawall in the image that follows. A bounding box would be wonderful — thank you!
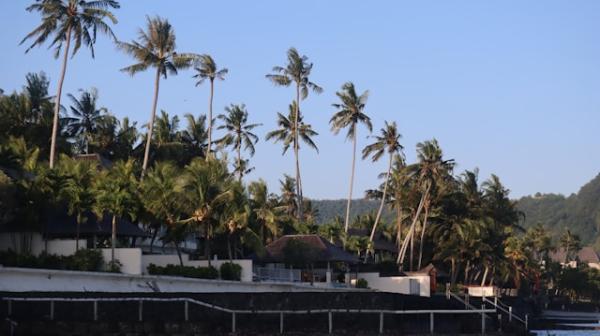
[0,292,526,335]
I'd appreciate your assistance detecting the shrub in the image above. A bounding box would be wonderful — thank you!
[356,278,369,289]
[220,262,242,281]
[146,264,218,279]
[106,259,122,273]
[70,249,103,271]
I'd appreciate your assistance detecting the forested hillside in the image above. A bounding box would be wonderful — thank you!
[313,173,600,245]
[517,173,600,245]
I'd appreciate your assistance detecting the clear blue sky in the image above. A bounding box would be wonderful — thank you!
[1,1,599,199]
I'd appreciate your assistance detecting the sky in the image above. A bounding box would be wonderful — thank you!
[1,1,599,200]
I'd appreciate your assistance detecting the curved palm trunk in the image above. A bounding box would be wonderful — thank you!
[294,84,303,221]
[395,206,403,248]
[344,126,357,235]
[369,153,393,242]
[49,26,72,169]
[417,202,430,270]
[141,68,161,178]
[207,79,214,159]
[397,186,429,268]
[111,215,117,263]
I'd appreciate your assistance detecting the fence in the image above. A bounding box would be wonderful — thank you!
[254,266,301,282]
[3,295,497,334]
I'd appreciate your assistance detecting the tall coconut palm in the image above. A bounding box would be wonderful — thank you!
[266,101,318,155]
[93,159,138,263]
[117,16,195,177]
[141,162,185,265]
[216,104,261,182]
[21,0,119,168]
[266,48,322,220]
[66,88,106,153]
[362,121,403,243]
[181,113,208,156]
[559,229,581,264]
[330,82,372,235]
[58,155,94,250]
[192,55,228,158]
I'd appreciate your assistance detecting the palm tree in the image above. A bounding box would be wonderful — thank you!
[266,48,322,220]
[192,55,228,159]
[181,158,232,266]
[330,82,372,235]
[66,88,106,153]
[181,113,208,156]
[141,162,185,265]
[22,0,119,168]
[249,180,284,245]
[216,104,261,182]
[117,16,195,177]
[266,101,319,155]
[560,229,582,264]
[58,155,94,250]
[362,121,403,243]
[93,160,138,263]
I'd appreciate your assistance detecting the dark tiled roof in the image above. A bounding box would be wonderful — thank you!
[43,210,148,238]
[260,234,359,264]
[550,246,600,264]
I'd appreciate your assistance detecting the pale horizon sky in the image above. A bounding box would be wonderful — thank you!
[1,1,599,200]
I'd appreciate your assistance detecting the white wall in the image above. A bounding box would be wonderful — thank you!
[355,272,430,297]
[141,253,253,282]
[467,286,495,297]
[101,248,142,275]
[0,267,357,293]
[0,233,84,256]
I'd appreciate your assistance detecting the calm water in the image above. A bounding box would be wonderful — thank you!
[532,331,600,335]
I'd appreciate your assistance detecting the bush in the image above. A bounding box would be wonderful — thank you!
[106,259,122,273]
[0,249,105,272]
[356,278,369,289]
[70,249,103,271]
[220,262,242,281]
[147,263,218,279]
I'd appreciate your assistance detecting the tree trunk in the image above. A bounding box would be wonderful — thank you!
[450,258,457,286]
[397,186,428,267]
[175,243,183,266]
[237,140,242,182]
[141,68,161,178]
[464,260,471,285]
[227,234,233,262]
[111,215,117,263]
[149,228,158,254]
[395,206,403,249]
[481,266,489,287]
[49,26,72,169]
[410,230,414,271]
[204,224,211,267]
[75,213,81,251]
[207,79,214,159]
[294,84,303,222]
[344,125,357,235]
[370,153,393,242]
[417,200,430,270]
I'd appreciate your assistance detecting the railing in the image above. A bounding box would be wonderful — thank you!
[3,295,496,334]
[253,266,301,282]
[482,296,528,329]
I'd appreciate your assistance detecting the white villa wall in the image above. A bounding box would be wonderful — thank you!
[467,286,496,297]
[101,248,142,275]
[0,267,355,293]
[355,272,430,297]
[0,232,84,256]
[141,253,253,282]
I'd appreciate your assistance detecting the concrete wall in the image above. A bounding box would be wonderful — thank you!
[101,248,142,275]
[141,253,253,282]
[0,267,356,293]
[355,272,430,297]
[467,286,495,297]
[0,232,84,256]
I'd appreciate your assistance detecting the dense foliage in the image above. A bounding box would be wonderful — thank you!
[146,263,219,280]
[517,174,600,246]
[0,249,104,272]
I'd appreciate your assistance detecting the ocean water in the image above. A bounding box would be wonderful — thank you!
[532,331,600,335]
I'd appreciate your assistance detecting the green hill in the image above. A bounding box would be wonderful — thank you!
[312,173,600,245]
[517,173,600,245]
